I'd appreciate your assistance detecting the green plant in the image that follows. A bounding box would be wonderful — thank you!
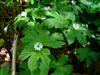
[19,25,65,73]
[0,68,10,75]
[0,39,4,44]
[1,0,100,75]
[50,54,72,75]
[75,47,99,67]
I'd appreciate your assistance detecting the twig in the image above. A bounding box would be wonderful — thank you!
[12,34,18,75]
[0,6,10,18]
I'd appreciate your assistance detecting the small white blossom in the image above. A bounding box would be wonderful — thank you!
[73,23,79,30]
[71,0,76,4]
[25,0,27,2]
[34,42,43,51]
[44,6,50,10]
[41,17,46,20]
[21,11,27,17]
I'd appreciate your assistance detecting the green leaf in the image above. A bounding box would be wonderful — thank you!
[98,26,100,31]
[64,29,75,45]
[75,47,90,62]
[64,65,72,75]
[28,52,39,72]
[86,57,92,67]
[40,49,50,67]
[43,32,65,48]
[75,47,98,66]
[31,69,40,75]
[76,31,87,45]
[51,71,64,75]
[19,69,31,75]
[19,44,34,60]
[66,12,75,22]
[14,16,29,28]
[57,54,68,65]
[50,54,72,75]
[0,39,4,44]
[75,47,90,54]
[49,54,56,62]
[29,0,34,5]
[6,0,13,6]
[20,61,28,69]
[89,51,99,62]
[39,62,49,75]
[0,68,9,75]
[77,54,88,62]
[80,0,93,5]
[43,11,70,28]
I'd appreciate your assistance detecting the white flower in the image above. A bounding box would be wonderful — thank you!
[73,23,79,30]
[41,17,46,20]
[21,11,27,17]
[25,0,27,2]
[71,0,76,4]
[34,42,43,51]
[44,6,50,10]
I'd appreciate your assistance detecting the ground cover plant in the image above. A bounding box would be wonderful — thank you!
[0,0,100,75]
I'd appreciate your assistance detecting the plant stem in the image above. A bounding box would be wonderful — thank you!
[12,34,18,75]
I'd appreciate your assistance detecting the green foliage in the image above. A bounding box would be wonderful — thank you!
[6,0,13,6]
[75,47,99,66]
[64,23,90,45]
[4,0,100,74]
[0,39,4,44]
[0,68,9,75]
[43,11,75,28]
[19,26,65,73]
[50,54,72,75]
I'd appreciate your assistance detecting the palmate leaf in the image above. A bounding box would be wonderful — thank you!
[75,47,90,55]
[75,47,99,66]
[21,26,65,48]
[27,48,50,73]
[44,32,65,48]
[64,24,88,45]
[19,43,51,73]
[75,48,90,62]
[43,17,69,28]
[50,54,72,75]
[89,51,99,62]
[75,47,90,62]
[43,11,73,28]
[64,28,87,45]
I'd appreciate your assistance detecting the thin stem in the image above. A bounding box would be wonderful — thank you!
[12,34,18,75]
